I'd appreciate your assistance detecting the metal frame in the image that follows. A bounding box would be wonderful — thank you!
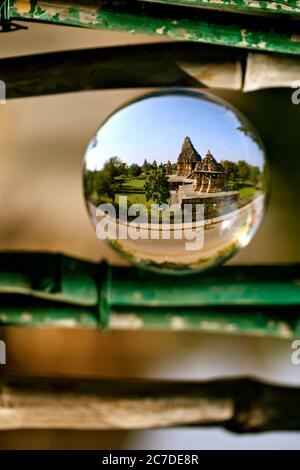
[8,0,300,55]
[1,0,300,434]
[0,253,300,338]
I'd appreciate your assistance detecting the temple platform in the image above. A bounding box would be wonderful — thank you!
[177,187,239,209]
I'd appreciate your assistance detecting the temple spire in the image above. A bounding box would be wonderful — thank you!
[176,136,201,176]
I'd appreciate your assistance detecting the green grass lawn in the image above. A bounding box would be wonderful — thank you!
[121,178,145,190]
[116,177,153,209]
[238,186,257,203]
[115,192,154,210]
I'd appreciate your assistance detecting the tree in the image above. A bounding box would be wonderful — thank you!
[237,160,250,182]
[166,161,173,175]
[152,160,157,170]
[221,160,238,182]
[249,165,260,186]
[118,162,128,176]
[237,126,261,147]
[142,158,152,174]
[92,157,126,203]
[129,163,142,177]
[92,170,114,203]
[83,168,94,198]
[144,167,170,206]
[103,157,126,178]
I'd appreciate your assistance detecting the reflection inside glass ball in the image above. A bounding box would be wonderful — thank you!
[83,89,268,274]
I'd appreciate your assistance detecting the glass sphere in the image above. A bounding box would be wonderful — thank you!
[83,89,269,274]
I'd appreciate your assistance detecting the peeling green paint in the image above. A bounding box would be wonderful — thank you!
[1,253,300,338]
[9,0,300,55]
[142,0,300,16]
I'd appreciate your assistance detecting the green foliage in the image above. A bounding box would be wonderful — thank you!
[166,160,173,175]
[237,160,251,182]
[221,159,261,189]
[237,126,262,148]
[129,163,142,177]
[249,165,260,186]
[144,166,170,206]
[88,157,128,204]
[93,170,112,196]
[83,167,93,198]
[103,157,128,178]
[222,160,238,182]
[142,158,152,174]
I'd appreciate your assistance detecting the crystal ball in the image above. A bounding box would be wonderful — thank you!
[83,89,268,274]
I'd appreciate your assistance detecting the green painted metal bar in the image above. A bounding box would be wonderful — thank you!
[0,253,98,305]
[0,252,300,338]
[140,0,300,17]
[9,1,300,55]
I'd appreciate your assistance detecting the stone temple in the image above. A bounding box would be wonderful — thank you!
[168,137,239,214]
[176,136,202,177]
[189,150,225,193]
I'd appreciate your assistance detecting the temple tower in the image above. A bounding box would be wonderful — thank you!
[191,150,225,193]
[176,137,201,176]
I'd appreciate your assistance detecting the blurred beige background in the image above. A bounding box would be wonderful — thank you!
[0,23,300,449]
